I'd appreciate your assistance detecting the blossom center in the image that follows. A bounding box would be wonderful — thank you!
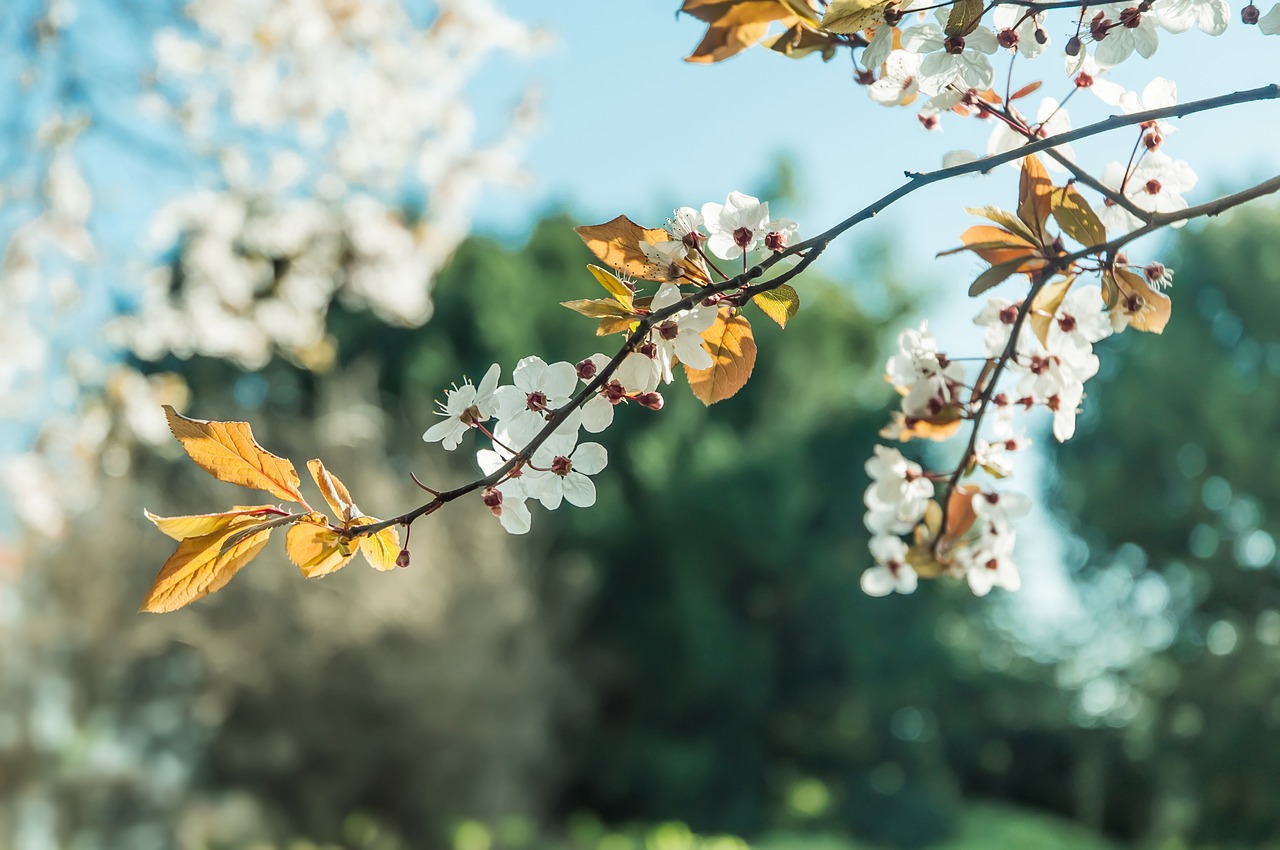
[1145,178,1162,195]
[732,226,753,249]
[551,455,572,476]
[658,320,680,341]
[525,390,549,412]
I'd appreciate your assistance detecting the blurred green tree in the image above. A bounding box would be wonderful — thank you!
[1052,200,1280,847]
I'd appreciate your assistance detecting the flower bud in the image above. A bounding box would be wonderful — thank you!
[482,487,503,517]
[396,548,411,568]
[1065,35,1083,55]
[1243,3,1261,23]
[576,358,598,380]
[855,68,875,86]
[636,391,664,411]
[1034,27,1048,44]
[883,5,903,24]
[764,231,787,252]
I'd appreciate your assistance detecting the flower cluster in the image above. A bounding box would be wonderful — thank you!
[421,192,800,535]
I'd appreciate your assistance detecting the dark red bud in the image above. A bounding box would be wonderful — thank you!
[764,231,786,252]
[855,68,875,86]
[576,358,598,380]
[1243,3,1261,23]
[396,548,411,568]
[636,391,664,411]
[1034,27,1048,44]
[1065,35,1083,55]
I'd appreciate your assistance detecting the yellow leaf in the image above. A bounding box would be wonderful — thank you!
[681,0,800,24]
[350,516,401,571]
[586,265,636,312]
[140,515,275,613]
[821,0,893,33]
[286,514,354,578]
[752,284,800,328]
[1029,275,1074,348]
[562,298,638,319]
[684,312,757,405]
[879,411,965,442]
[163,405,306,504]
[307,458,359,523]
[144,505,283,541]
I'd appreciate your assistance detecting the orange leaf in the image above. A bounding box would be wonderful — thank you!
[144,505,283,541]
[286,514,354,578]
[1016,155,1054,240]
[879,411,964,442]
[307,459,359,524]
[684,311,757,405]
[350,516,402,571]
[1009,80,1043,101]
[943,485,980,543]
[140,515,277,612]
[163,405,306,504]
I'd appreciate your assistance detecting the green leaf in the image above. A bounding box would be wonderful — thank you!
[968,256,1030,297]
[752,284,801,328]
[945,0,984,36]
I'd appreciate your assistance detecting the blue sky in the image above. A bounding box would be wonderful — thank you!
[469,3,1279,349]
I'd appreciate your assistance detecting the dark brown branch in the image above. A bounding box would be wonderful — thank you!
[349,83,1280,541]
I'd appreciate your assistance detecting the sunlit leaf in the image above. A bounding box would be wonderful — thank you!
[1029,275,1074,347]
[962,207,1040,247]
[764,21,840,58]
[686,20,774,62]
[140,515,277,613]
[562,298,638,319]
[286,514,354,578]
[144,505,282,541]
[597,317,639,336]
[1110,267,1172,333]
[820,0,892,33]
[350,516,401,571]
[1051,185,1107,248]
[1016,155,1054,240]
[163,405,306,504]
[586,264,636,311]
[307,458,359,524]
[879,410,964,442]
[752,284,800,328]
[684,311,757,405]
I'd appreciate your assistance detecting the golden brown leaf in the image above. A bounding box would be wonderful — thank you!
[350,516,401,571]
[140,515,275,613]
[686,19,774,62]
[597,316,639,336]
[1109,267,1172,333]
[684,311,757,405]
[752,284,800,328]
[943,485,980,543]
[163,405,306,504]
[1016,155,1054,240]
[286,514,355,578]
[575,216,708,284]
[307,459,359,523]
